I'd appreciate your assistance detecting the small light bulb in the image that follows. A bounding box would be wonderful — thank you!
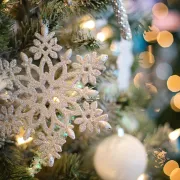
[80,20,95,29]
[53,97,60,103]
[16,137,33,145]
[97,32,106,42]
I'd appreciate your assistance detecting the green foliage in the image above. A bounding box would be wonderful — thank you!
[36,153,100,180]
[0,144,37,180]
[0,3,13,53]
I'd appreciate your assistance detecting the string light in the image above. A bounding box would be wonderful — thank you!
[53,96,60,103]
[97,32,106,42]
[96,26,113,42]
[16,136,33,146]
[16,128,33,146]
[80,20,95,29]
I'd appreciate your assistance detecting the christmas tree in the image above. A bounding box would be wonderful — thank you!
[0,0,180,180]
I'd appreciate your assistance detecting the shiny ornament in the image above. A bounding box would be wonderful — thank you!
[111,0,132,40]
[94,134,147,180]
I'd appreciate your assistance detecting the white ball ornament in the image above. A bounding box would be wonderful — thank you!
[94,134,147,180]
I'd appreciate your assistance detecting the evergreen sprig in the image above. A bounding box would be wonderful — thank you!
[0,145,37,180]
[36,153,100,180]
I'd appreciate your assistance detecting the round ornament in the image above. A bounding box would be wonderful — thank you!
[93,134,147,180]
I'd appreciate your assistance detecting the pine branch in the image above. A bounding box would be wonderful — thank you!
[0,144,37,180]
[36,153,100,180]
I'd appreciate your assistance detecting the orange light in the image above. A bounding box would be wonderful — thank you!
[170,168,180,180]
[170,96,180,112]
[152,3,168,19]
[157,31,174,48]
[133,73,144,88]
[173,93,180,110]
[163,160,179,176]
[139,51,155,69]
[167,75,180,92]
[143,26,160,42]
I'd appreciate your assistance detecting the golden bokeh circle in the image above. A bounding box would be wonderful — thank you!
[170,96,180,112]
[133,73,144,88]
[173,93,180,110]
[157,31,174,48]
[167,75,180,92]
[139,51,155,69]
[163,160,179,176]
[143,26,159,43]
[152,3,168,19]
[170,168,180,180]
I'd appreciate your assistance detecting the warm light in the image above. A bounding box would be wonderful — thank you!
[3,0,9,3]
[97,26,113,42]
[170,96,180,112]
[157,31,174,48]
[167,75,180,92]
[133,73,144,88]
[80,20,95,29]
[16,136,33,145]
[163,160,179,176]
[169,129,180,141]
[97,32,106,42]
[173,93,180,109]
[139,51,155,69]
[53,96,60,103]
[143,26,160,42]
[137,174,149,180]
[170,168,180,180]
[152,3,168,19]
[146,83,158,95]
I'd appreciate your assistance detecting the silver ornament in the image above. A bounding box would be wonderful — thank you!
[111,0,132,40]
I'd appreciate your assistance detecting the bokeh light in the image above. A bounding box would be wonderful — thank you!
[137,174,149,180]
[143,26,159,42]
[152,3,168,19]
[80,20,95,29]
[134,72,144,88]
[169,129,180,140]
[163,160,179,176]
[146,83,158,95]
[156,63,173,80]
[170,96,180,112]
[170,168,180,180]
[96,26,113,42]
[157,31,174,48]
[139,51,155,69]
[173,93,180,109]
[167,75,180,92]
[97,32,106,42]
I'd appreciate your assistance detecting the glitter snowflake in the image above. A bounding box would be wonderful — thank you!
[0,25,111,167]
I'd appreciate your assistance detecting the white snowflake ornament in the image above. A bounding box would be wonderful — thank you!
[0,26,111,167]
